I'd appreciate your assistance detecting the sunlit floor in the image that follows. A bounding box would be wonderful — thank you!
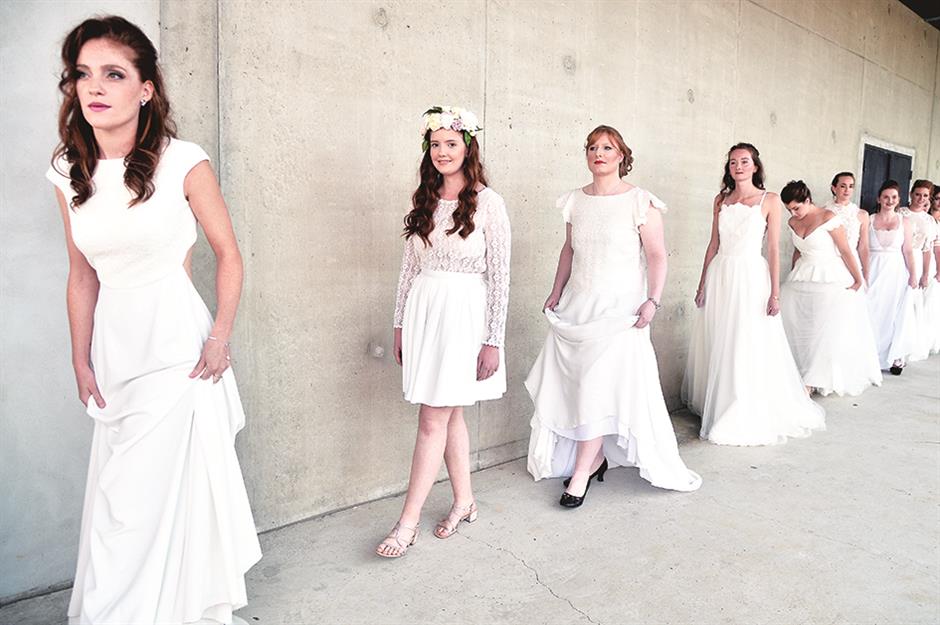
[3,357,938,625]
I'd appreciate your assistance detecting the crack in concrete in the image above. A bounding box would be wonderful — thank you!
[459,532,601,625]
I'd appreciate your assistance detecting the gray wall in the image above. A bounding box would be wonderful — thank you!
[2,0,938,603]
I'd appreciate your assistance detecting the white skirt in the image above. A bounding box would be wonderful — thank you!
[402,270,506,407]
[525,287,701,492]
[909,251,931,362]
[682,253,826,446]
[780,280,882,396]
[68,268,261,625]
[866,250,916,368]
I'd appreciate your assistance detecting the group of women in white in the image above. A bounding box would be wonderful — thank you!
[46,12,939,624]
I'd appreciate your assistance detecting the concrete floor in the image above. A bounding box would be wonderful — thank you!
[3,358,938,625]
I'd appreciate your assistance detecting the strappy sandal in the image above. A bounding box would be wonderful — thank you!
[434,501,478,539]
[375,522,419,558]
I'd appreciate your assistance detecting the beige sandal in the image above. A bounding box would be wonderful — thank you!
[434,501,478,539]
[375,522,419,558]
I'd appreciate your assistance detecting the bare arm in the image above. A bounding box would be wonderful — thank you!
[764,193,782,315]
[635,205,666,328]
[185,160,242,381]
[544,224,573,310]
[56,188,105,408]
[694,195,722,307]
[829,225,863,289]
[857,211,871,283]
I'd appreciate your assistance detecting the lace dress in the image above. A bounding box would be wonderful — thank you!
[394,188,511,406]
[682,193,825,446]
[46,139,261,625]
[926,217,940,354]
[866,217,916,368]
[780,217,882,396]
[824,200,864,272]
[901,208,935,361]
[525,188,701,492]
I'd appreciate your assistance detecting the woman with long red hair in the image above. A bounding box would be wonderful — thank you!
[46,16,260,624]
[376,106,511,558]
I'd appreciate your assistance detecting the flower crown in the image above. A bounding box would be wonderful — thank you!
[420,106,482,152]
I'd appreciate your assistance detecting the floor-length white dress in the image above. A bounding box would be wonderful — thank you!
[682,193,825,446]
[926,219,940,354]
[866,219,916,369]
[526,188,701,492]
[780,218,882,396]
[902,208,936,362]
[824,200,864,271]
[47,139,261,625]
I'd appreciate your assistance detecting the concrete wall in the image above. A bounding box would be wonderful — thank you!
[2,0,938,603]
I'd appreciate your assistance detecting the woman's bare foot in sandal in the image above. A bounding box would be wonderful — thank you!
[375,522,419,558]
[434,501,478,539]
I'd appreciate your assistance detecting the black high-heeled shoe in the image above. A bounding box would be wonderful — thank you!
[560,458,608,508]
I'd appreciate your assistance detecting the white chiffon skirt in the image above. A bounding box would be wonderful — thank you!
[780,280,882,396]
[908,251,931,362]
[68,268,261,625]
[866,250,916,368]
[525,287,702,492]
[682,253,826,446]
[402,270,506,407]
[926,269,940,355]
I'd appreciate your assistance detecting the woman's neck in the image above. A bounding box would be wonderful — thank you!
[590,173,622,195]
[439,172,467,200]
[93,126,137,160]
[731,180,758,198]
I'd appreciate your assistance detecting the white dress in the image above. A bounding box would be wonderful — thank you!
[47,139,261,625]
[824,200,864,271]
[926,219,940,354]
[867,218,916,368]
[525,188,701,492]
[681,193,825,446]
[780,218,882,396]
[901,208,935,362]
[394,188,511,407]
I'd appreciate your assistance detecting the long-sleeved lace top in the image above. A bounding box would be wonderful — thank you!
[394,187,511,347]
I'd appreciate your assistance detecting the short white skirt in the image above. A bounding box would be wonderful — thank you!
[402,270,506,407]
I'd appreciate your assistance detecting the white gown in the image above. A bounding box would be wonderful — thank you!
[393,188,511,407]
[682,193,825,446]
[780,218,882,396]
[926,219,940,354]
[902,208,935,361]
[866,219,916,368]
[526,188,701,492]
[47,139,261,625]
[824,200,864,272]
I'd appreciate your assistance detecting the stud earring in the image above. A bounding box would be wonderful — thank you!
[140,99,147,107]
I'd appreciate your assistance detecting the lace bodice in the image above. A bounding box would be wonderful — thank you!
[824,201,862,249]
[870,218,905,253]
[560,187,667,295]
[717,195,767,257]
[394,188,511,346]
[787,217,850,284]
[45,139,209,288]
[901,208,936,252]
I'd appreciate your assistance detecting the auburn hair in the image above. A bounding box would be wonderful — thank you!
[404,132,488,245]
[781,180,812,204]
[52,15,176,209]
[584,125,633,177]
[720,142,765,196]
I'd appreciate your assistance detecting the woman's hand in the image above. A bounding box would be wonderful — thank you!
[694,288,705,308]
[908,274,918,289]
[477,345,499,381]
[75,365,105,408]
[919,272,929,289]
[393,328,403,366]
[543,291,562,311]
[847,280,863,292]
[934,271,940,283]
[634,299,657,328]
[189,337,231,384]
[767,295,780,316]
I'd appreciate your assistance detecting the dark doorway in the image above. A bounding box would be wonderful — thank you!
[860,144,913,213]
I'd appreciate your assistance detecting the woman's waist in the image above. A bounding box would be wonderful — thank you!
[418,269,485,282]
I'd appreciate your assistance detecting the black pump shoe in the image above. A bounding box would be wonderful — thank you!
[560,459,608,508]
[563,458,608,488]
[889,364,904,376]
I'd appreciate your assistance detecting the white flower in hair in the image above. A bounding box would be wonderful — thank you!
[462,110,480,134]
[440,112,455,129]
[427,113,442,132]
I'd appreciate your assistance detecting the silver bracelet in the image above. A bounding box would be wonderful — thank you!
[207,335,231,346]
